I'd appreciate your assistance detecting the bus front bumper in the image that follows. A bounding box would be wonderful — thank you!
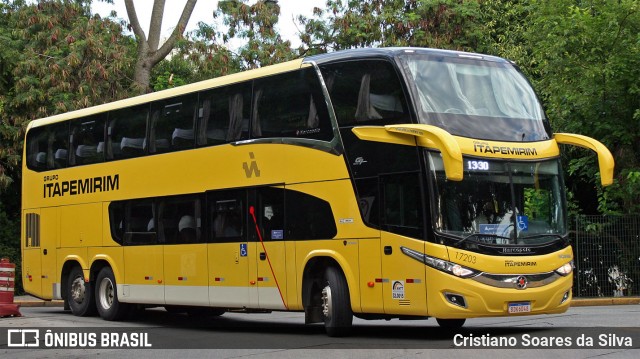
[426,266,573,319]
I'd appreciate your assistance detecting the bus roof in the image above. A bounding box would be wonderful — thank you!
[27,47,510,130]
[304,47,510,65]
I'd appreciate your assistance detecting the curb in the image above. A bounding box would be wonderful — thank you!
[12,297,640,308]
[570,297,640,307]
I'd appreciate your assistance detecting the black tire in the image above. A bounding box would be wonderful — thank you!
[67,266,96,316]
[95,267,130,321]
[436,318,466,329]
[322,266,353,337]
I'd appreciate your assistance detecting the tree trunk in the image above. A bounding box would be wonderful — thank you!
[125,0,198,93]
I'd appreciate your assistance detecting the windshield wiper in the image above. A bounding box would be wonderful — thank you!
[453,233,512,247]
[517,233,566,242]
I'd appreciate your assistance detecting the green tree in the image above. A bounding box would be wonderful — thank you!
[523,0,640,214]
[151,22,243,90]
[298,0,485,53]
[215,0,296,68]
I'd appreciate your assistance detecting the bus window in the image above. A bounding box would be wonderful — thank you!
[197,83,252,146]
[285,190,336,240]
[51,123,70,169]
[256,188,284,241]
[159,195,202,244]
[70,114,105,166]
[123,200,157,245]
[107,104,149,160]
[150,94,198,153]
[381,173,423,238]
[252,68,333,141]
[26,126,50,171]
[320,60,409,127]
[208,191,244,242]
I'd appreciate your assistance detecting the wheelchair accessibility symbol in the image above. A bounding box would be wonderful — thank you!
[240,243,247,257]
[517,215,529,231]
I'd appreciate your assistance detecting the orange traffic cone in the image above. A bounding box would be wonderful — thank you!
[0,258,22,317]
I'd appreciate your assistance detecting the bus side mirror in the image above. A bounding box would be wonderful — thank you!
[554,133,615,187]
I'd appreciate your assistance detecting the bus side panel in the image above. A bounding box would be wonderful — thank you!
[380,233,426,315]
[164,243,209,306]
[21,209,42,298]
[60,203,102,248]
[358,237,384,314]
[121,245,164,305]
[284,241,300,310]
[40,206,59,299]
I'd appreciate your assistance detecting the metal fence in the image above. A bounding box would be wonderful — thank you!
[572,215,640,297]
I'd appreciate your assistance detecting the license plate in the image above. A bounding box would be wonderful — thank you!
[508,302,531,313]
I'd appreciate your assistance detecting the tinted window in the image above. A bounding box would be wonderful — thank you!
[208,190,244,242]
[26,123,70,171]
[252,68,333,141]
[255,188,285,241]
[159,195,202,244]
[150,94,198,153]
[124,200,156,245]
[70,114,105,166]
[286,190,336,240]
[107,104,149,160]
[354,177,380,228]
[109,201,125,244]
[198,83,252,145]
[26,126,51,171]
[320,60,409,126]
[381,173,423,238]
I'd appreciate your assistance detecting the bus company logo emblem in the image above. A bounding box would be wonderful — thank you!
[392,280,405,299]
[515,276,528,290]
[242,152,261,178]
[353,157,367,166]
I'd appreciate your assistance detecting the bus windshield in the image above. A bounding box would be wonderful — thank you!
[428,153,566,246]
[400,54,550,142]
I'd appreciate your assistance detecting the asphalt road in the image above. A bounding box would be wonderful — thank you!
[1,304,639,358]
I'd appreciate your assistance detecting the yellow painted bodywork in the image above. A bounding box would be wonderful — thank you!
[20,58,611,321]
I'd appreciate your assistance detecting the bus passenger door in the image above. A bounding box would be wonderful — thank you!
[250,187,288,310]
[22,210,42,298]
[207,190,253,309]
[161,195,209,306]
[379,174,428,315]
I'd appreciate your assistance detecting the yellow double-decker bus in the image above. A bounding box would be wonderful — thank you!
[21,47,613,336]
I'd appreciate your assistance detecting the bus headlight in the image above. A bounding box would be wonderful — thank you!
[401,246,478,278]
[555,261,574,276]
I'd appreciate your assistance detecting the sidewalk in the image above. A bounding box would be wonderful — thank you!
[10,295,640,308]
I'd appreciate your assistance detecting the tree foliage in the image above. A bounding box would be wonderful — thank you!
[522,0,640,214]
[215,0,296,68]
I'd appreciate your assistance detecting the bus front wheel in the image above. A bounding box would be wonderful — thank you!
[67,266,96,316]
[321,266,352,337]
[95,267,130,321]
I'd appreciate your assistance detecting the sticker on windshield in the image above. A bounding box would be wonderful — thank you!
[517,215,529,231]
[480,224,498,234]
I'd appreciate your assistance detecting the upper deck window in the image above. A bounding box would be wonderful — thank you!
[26,122,69,171]
[251,68,333,141]
[399,54,550,142]
[320,60,409,127]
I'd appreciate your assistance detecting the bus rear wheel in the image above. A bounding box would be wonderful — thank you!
[321,266,352,337]
[96,267,130,321]
[67,266,96,316]
[436,318,466,329]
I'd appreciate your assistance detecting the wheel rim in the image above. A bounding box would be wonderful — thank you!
[321,285,332,321]
[70,276,85,304]
[99,277,115,310]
